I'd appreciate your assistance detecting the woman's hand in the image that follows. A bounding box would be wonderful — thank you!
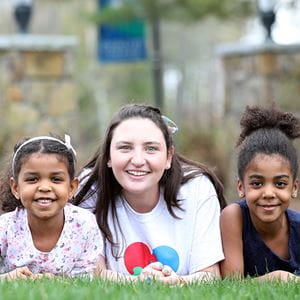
[158,265,183,285]
[139,262,165,281]
[157,263,220,285]
[140,263,183,285]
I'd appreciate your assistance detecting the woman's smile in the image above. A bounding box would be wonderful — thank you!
[108,118,173,210]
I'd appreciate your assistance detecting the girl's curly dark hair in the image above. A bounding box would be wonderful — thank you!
[237,105,300,180]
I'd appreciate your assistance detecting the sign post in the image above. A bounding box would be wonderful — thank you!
[98,0,147,62]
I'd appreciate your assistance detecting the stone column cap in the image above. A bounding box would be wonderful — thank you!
[0,34,78,51]
[215,41,300,58]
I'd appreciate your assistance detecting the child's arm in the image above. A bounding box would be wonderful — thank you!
[219,204,300,282]
[0,215,33,280]
[220,203,244,278]
[255,270,300,282]
[0,266,33,280]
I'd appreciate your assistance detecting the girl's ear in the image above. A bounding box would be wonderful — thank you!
[10,177,20,200]
[166,146,174,170]
[69,177,79,199]
[292,179,298,199]
[237,179,245,198]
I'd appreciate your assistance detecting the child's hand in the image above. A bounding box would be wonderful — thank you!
[5,266,33,280]
[261,270,300,282]
[139,262,164,281]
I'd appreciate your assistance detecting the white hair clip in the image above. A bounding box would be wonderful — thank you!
[162,115,179,134]
[64,134,77,156]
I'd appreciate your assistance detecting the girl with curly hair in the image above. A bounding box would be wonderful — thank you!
[221,105,300,281]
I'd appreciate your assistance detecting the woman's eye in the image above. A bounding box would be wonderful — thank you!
[146,146,158,152]
[118,145,131,151]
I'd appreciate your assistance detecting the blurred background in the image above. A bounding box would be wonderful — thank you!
[0,0,300,206]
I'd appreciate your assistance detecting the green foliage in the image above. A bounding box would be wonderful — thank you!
[173,0,254,21]
[88,0,255,25]
[87,4,137,24]
[1,277,300,300]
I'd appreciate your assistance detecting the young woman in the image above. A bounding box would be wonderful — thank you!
[0,135,103,280]
[220,105,300,281]
[74,104,226,284]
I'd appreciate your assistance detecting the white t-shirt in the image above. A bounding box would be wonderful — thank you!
[79,174,224,276]
[0,203,104,277]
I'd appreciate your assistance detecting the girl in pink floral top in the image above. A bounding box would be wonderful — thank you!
[0,135,103,280]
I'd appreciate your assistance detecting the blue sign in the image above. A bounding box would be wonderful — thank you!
[98,0,147,62]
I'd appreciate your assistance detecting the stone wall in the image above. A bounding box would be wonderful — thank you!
[0,34,78,158]
[217,42,300,118]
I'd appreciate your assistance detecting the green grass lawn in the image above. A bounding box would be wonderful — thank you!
[1,278,300,300]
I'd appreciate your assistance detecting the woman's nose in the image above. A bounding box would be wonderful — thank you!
[130,150,146,166]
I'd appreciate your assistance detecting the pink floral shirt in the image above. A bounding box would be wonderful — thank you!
[0,203,103,277]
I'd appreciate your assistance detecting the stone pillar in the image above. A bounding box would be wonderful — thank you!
[0,34,78,154]
[216,42,300,118]
[215,42,300,205]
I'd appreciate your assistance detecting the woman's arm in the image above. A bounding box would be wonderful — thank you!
[220,203,244,278]
[158,263,220,285]
[95,257,166,283]
[95,256,136,282]
[96,257,219,285]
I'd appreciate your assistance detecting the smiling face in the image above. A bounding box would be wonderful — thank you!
[10,153,78,225]
[237,153,298,226]
[108,117,173,207]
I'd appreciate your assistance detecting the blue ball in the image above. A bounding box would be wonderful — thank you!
[153,245,179,272]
